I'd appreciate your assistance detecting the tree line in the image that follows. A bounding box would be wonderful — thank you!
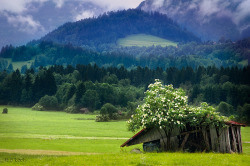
[0,64,249,123]
[0,37,249,72]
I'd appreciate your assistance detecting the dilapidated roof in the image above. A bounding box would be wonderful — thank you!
[225,120,246,127]
[120,129,146,147]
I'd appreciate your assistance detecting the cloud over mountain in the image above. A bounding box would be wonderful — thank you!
[139,0,250,41]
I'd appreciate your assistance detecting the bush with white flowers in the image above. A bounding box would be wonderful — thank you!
[128,79,226,133]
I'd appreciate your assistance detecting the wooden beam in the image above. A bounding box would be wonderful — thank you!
[180,129,201,136]
[231,126,237,152]
[180,133,189,150]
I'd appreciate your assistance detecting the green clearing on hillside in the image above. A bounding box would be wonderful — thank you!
[6,58,34,70]
[0,106,249,165]
[117,34,178,47]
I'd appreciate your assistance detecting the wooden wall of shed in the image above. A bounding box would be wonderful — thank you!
[208,125,243,153]
[160,136,179,151]
[126,125,243,153]
[229,126,243,153]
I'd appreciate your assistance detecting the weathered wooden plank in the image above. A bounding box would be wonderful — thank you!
[218,127,225,153]
[239,127,243,153]
[236,126,242,153]
[170,136,179,151]
[230,126,237,152]
[225,127,231,153]
[210,126,219,152]
[234,127,240,153]
[202,127,210,151]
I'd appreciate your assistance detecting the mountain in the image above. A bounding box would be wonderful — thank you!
[40,9,200,49]
[138,0,250,41]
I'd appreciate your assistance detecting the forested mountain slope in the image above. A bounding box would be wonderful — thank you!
[40,9,199,49]
[0,38,249,72]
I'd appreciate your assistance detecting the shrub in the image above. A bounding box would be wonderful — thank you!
[64,105,78,113]
[100,103,118,119]
[96,114,110,122]
[32,103,45,111]
[39,95,58,110]
[216,101,234,116]
[2,108,8,114]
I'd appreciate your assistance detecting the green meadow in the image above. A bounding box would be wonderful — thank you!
[6,58,35,70]
[117,34,178,47]
[0,106,249,165]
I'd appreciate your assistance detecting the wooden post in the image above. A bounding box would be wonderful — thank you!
[239,127,243,153]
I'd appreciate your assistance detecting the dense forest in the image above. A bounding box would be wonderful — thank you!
[0,64,249,123]
[0,37,249,72]
[40,9,199,49]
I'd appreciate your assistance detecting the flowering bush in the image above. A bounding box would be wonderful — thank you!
[128,79,226,133]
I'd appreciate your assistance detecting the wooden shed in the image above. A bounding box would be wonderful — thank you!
[121,121,246,153]
[79,108,89,114]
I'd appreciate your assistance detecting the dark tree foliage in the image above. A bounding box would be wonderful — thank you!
[0,45,14,58]
[1,37,249,69]
[75,81,86,106]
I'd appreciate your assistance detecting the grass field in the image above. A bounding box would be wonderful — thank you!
[117,34,178,47]
[0,106,249,165]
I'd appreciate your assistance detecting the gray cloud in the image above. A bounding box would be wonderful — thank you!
[147,0,250,26]
[74,10,95,21]
[4,13,44,34]
[0,0,144,33]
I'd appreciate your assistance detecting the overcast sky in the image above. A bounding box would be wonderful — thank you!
[0,0,144,47]
[0,0,144,13]
[0,0,142,31]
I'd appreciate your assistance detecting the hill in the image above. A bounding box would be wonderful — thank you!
[117,34,177,47]
[40,9,200,49]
